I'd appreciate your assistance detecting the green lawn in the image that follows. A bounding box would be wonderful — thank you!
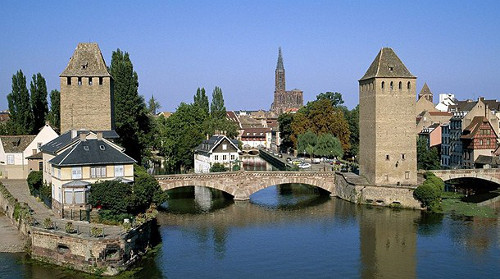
[440,193,496,218]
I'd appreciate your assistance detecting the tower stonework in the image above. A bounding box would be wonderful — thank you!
[60,43,114,133]
[359,48,417,185]
[271,48,303,114]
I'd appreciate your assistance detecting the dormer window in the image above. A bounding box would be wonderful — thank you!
[81,62,88,69]
[83,145,89,151]
[389,66,394,71]
[99,145,105,150]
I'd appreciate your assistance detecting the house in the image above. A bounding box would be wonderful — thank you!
[435,93,457,112]
[0,124,58,179]
[416,110,452,134]
[41,131,135,218]
[474,155,500,169]
[194,135,241,173]
[240,127,272,149]
[461,116,498,169]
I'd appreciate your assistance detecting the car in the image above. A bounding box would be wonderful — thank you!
[298,162,311,169]
[312,158,321,164]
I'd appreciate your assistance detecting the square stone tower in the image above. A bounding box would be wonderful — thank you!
[60,43,114,133]
[359,48,417,185]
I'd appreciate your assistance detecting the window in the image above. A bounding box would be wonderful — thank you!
[390,81,393,90]
[114,165,124,177]
[71,167,82,179]
[399,81,402,89]
[6,155,14,165]
[385,154,390,160]
[67,77,71,85]
[57,168,61,179]
[222,144,227,150]
[389,66,394,71]
[214,155,219,161]
[231,155,235,160]
[99,77,103,85]
[74,191,85,204]
[405,171,410,179]
[407,81,411,89]
[88,77,93,85]
[91,166,107,178]
[78,77,82,85]
[381,81,385,89]
[223,155,227,161]
[401,154,406,160]
[32,149,37,155]
[64,190,73,204]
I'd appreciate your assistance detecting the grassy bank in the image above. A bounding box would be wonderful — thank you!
[440,192,496,218]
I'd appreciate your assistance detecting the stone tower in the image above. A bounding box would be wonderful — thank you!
[359,48,417,185]
[418,82,433,103]
[60,43,114,133]
[270,48,303,114]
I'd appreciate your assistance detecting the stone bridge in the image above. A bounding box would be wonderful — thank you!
[429,169,500,185]
[155,171,336,200]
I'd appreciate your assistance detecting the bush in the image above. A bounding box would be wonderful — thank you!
[27,171,43,195]
[414,173,445,211]
[210,163,227,172]
[89,180,131,215]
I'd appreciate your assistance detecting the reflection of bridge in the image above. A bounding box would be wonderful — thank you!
[429,169,500,185]
[155,171,336,200]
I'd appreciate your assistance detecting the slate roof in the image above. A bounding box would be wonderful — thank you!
[194,135,239,155]
[419,83,432,97]
[40,130,119,155]
[360,47,415,80]
[0,135,36,153]
[49,139,136,167]
[60,43,111,77]
[448,100,477,112]
[475,155,500,167]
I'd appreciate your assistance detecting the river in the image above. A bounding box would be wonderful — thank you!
[1,157,499,278]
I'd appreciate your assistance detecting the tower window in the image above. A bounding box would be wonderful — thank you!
[389,66,394,71]
[386,154,390,160]
[78,77,82,85]
[407,81,411,89]
[399,81,402,89]
[381,81,385,89]
[88,77,93,85]
[390,81,393,90]
[67,77,71,85]
[401,153,406,160]
[99,77,103,85]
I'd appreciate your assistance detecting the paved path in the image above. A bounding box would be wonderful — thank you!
[0,214,25,253]
[0,179,123,238]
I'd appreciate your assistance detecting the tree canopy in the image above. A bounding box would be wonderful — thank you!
[417,137,440,170]
[30,73,48,133]
[7,70,32,134]
[47,89,60,132]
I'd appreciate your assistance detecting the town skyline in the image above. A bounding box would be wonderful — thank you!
[1,1,500,111]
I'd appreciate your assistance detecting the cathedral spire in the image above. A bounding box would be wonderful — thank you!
[276,47,284,70]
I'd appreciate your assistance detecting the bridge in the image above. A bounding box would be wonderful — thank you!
[155,171,336,200]
[429,169,500,185]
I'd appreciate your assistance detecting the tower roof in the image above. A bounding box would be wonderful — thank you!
[360,47,415,80]
[60,43,111,77]
[276,47,284,70]
[419,83,432,96]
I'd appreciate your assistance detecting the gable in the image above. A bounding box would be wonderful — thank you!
[212,138,239,153]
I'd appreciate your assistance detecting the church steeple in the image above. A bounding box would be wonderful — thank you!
[275,47,285,92]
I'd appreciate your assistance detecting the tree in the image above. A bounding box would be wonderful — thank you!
[30,73,48,133]
[47,89,60,131]
[344,105,359,157]
[89,180,132,216]
[194,87,209,117]
[290,112,312,147]
[205,86,238,138]
[130,165,167,213]
[315,92,344,108]
[210,86,226,120]
[148,95,161,115]
[417,137,440,170]
[110,49,152,164]
[414,172,444,211]
[7,70,32,134]
[297,131,317,156]
[315,133,343,158]
[278,113,294,153]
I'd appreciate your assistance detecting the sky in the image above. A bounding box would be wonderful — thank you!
[1,1,499,112]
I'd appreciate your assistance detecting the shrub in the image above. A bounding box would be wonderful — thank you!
[43,218,53,229]
[65,222,76,233]
[27,171,43,195]
[414,173,445,211]
[90,226,103,238]
[210,163,227,172]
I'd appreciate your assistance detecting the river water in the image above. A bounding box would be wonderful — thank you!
[1,157,500,278]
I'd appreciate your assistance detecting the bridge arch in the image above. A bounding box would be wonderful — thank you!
[155,171,336,200]
[429,169,500,187]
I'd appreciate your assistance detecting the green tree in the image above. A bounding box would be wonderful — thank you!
[278,113,294,153]
[7,70,32,134]
[47,89,60,132]
[110,49,152,164]
[210,86,226,120]
[148,95,161,115]
[210,163,227,172]
[194,87,209,117]
[30,73,48,133]
[297,131,317,156]
[205,86,238,138]
[290,112,312,147]
[417,137,440,170]
[130,165,167,213]
[89,180,131,215]
[414,172,444,211]
[27,170,43,195]
[315,92,344,108]
[344,105,359,156]
[315,133,343,158]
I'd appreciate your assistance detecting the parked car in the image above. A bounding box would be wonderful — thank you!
[298,162,311,169]
[312,158,321,164]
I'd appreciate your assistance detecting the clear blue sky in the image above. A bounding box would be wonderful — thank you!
[1,1,499,112]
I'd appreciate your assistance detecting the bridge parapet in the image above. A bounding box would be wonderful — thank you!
[427,169,500,185]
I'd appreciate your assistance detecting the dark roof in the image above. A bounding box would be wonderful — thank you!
[482,99,500,112]
[26,152,43,160]
[448,100,477,112]
[194,135,239,155]
[40,130,119,155]
[475,155,500,166]
[60,43,111,77]
[360,47,415,80]
[49,139,136,167]
[276,47,284,70]
[419,83,432,97]
[0,135,36,153]
[461,116,497,139]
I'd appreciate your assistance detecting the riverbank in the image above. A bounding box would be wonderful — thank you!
[0,213,26,253]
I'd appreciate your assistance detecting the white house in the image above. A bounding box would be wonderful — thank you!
[435,93,457,112]
[239,127,272,149]
[0,124,58,179]
[194,135,241,173]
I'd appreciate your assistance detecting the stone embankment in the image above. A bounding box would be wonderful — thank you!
[0,179,157,276]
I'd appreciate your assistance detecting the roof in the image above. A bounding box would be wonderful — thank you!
[194,135,240,155]
[419,83,432,97]
[26,151,43,160]
[49,139,136,167]
[60,43,111,77]
[448,100,477,112]
[475,155,500,166]
[63,180,90,188]
[0,111,9,123]
[360,47,415,80]
[482,99,500,112]
[276,47,284,70]
[461,116,497,139]
[41,130,119,155]
[429,111,453,117]
[0,135,36,153]
[156,111,172,118]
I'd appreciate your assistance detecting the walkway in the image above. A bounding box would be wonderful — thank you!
[0,214,25,252]
[0,179,123,238]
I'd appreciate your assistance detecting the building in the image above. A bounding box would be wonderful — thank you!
[416,110,452,134]
[418,82,433,103]
[270,48,303,114]
[240,127,272,149]
[41,131,135,218]
[419,123,442,149]
[435,93,457,112]
[194,135,241,173]
[415,83,437,116]
[359,47,417,185]
[461,116,498,169]
[0,124,58,179]
[441,123,451,168]
[60,43,114,133]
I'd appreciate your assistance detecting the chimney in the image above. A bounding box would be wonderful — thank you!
[71,130,77,139]
[79,132,87,142]
[97,131,103,140]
